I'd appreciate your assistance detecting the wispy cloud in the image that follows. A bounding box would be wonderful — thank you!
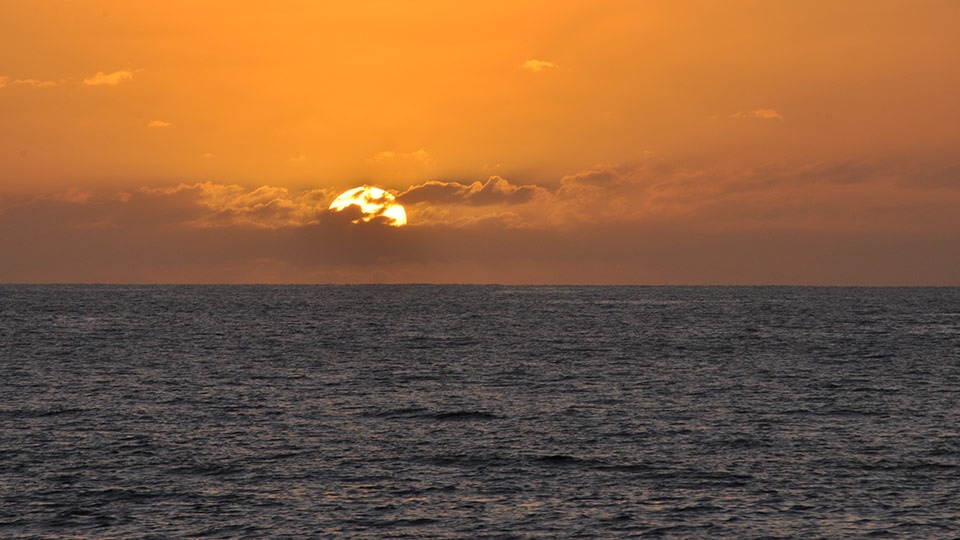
[372,148,433,165]
[50,187,94,204]
[14,78,60,87]
[82,69,138,86]
[147,120,172,128]
[3,69,138,88]
[0,76,61,88]
[520,59,559,72]
[732,108,783,120]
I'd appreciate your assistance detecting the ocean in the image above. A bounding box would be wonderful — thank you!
[1,285,959,538]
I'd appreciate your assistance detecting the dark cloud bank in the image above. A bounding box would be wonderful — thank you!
[2,193,958,284]
[2,159,959,284]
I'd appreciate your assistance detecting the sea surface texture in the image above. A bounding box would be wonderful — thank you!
[2,285,959,538]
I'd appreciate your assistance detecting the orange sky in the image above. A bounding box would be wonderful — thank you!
[2,1,959,284]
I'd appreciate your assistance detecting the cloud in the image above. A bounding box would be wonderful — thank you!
[13,78,60,87]
[0,184,418,282]
[4,188,957,284]
[3,69,137,88]
[393,158,960,231]
[147,120,172,128]
[51,187,94,204]
[545,158,960,229]
[520,59,559,72]
[732,108,783,120]
[399,176,546,206]
[138,182,336,228]
[559,165,631,188]
[551,165,655,224]
[2,169,959,284]
[911,163,960,190]
[372,148,433,165]
[0,76,60,88]
[369,149,436,181]
[82,69,137,86]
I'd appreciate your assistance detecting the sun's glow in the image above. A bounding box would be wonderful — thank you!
[329,185,407,226]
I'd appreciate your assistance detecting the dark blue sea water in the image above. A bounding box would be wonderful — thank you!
[2,285,959,538]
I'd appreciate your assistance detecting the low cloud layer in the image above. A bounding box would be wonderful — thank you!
[1,157,959,284]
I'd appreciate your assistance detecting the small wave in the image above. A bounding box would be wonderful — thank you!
[430,411,500,421]
[387,517,440,527]
[419,453,510,468]
[7,407,87,418]
[861,461,957,473]
[595,463,655,473]
[363,407,430,419]
[714,436,773,449]
[535,454,581,465]
[850,386,901,393]
[365,408,501,421]
[246,450,305,463]
[170,462,243,477]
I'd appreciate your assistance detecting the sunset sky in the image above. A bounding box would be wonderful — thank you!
[2,1,959,284]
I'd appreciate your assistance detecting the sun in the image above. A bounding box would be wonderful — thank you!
[329,185,407,226]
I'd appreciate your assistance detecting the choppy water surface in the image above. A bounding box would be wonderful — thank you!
[2,285,959,538]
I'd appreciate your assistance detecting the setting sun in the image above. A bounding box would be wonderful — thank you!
[329,186,407,227]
